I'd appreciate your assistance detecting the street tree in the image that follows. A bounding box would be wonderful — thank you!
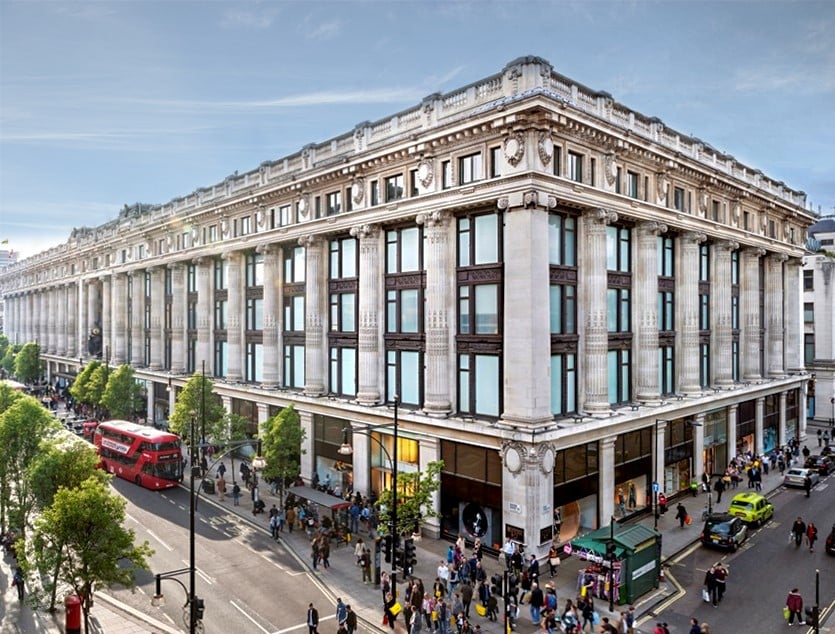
[0,395,61,535]
[260,404,305,505]
[100,364,143,420]
[0,344,16,376]
[26,477,153,632]
[69,361,102,409]
[26,432,104,610]
[0,380,24,414]
[168,372,225,448]
[13,342,42,384]
[0,334,9,362]
[215,411,250,482]
[375,460,444,537]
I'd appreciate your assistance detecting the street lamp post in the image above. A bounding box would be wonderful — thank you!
[338,395,399,599]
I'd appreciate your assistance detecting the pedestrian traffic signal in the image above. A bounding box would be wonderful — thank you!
[404,537,417,567]
[606,540,616,560]
[191,597,205,622]
[384,535,393,563]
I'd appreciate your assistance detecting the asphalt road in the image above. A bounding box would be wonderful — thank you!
[653,478,835,632]
[106,478,334,634]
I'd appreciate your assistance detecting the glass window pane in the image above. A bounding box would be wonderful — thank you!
[387,290,397,332]
[548,215,562,264]
[401,289,419,333]
[607,350,618,404]
[401,228,419,271]
[294,248,306,283]
[474,214,499,264]
[550,285,562,334]
[342,239,357,278]
[475,284,498,334]
[293,296,305,330]
[386,232,398,274]
[401,351,420,405]
[551,355,563,414]
[341,348,356,396]
[341,293,355,331]
[607,289,618,332]
[458,355,470,414]
[458,218,470,267]
[475,355,499,416]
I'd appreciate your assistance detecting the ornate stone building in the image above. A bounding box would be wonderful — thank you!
[0,56,816,551]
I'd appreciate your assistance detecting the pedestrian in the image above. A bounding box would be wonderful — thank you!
[617,488,627,516]
[12,566,24,601]
[703,565,718,607]
[713,477,725,505]
[336,597,348,629]
[319,538,331,570]
[802,445,811,460]
[460,579,473,619]
[307,603,320,634]
[804,473,813,497]
[688,618,701,634]
[217,461,226,480]
[547,543,560,578]
[807,521,819,552]
[232,481,241,506]
[528,554,540,582]
[675,502,689,528]
[286,506,296,533]
[217,477,226,501]
[346,605,357,634]
[626,606,637,634]
[361,547,372,583]
[792,516,806,547]
[311,537,319,570]
[713,562,728,602]
[270,513,281,541]
[785,588,805,625]
[528,581,543,626]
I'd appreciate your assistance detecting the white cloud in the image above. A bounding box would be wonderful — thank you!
[306,19,341,40]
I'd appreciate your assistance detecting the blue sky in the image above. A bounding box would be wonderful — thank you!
[1,0,834,259]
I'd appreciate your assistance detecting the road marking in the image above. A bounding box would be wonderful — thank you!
[274,615,335,634]
[181,560,215,585]
[147,530,174,551]
[230,600,271,634]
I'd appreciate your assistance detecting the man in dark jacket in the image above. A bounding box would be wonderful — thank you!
[527,554,540,582]
[528,581,544,626]
[713,477,725,504]
[307,603,319,634]
[460,580,474,619]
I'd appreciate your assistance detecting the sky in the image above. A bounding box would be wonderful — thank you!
[1,0,834,260]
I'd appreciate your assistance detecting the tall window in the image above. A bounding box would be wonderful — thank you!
[458,354,500,417]
[441,161,453,189]
[326,191,342,215]
[284,296,305,331]
[568,151,583,183]
[658,346,674,395]
[608,349,631,404]
[370,180,380,206]
[245,343,262,382]
[246,298,263,330]
[803,269,814,291]
[329,347,356,397]
[673,187,686,211]
[283,345,305,388]
[385,174,404,202]
[458,214,501,267]
[459,153,483,184]
[658,236,674,276]
[658,291,674,331]
[330,238,357,279]
[284,246,306,283]
[548,215,576,266]
[330,293,356,332]
[607,226,631,272]
[489,147,502,178]
[214,341,227,378]
[699,294,710,330]
[626,171,639,198]
[804,334,815,365]
[386,227,421,273]
[214,259,226,290]
[214,300,227,329]
[699,243,710,281]
[387,350,421,406]
[699,343,710,388]
[607,289,631,332]
[279,204,293,226]
[804,302,814,322]
[549,285,576,334]
[551,353,577,416]
[387,289,419,333]
[459,285,499,335]
[246,253,264,287]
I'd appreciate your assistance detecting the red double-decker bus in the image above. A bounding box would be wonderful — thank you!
[93,420,183,490]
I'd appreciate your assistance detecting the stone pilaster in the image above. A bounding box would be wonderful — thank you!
[88,278,100,333]
[299,410,315,484]
[500,190,555,424]
[66,284,77,357]
[101,276,111,359]
[417,210,453,415]
[654,420,667,494]
[170,263,186,374]
[711,241,738,386]
[581,208,617,414]
[741,248,765,381]
[778,391,787,448]
[784,258,802,373]
[692,413,706,479]
[301,236,327,396]
[765,254,788,377]
[350,224,382,405]
[111,273,127,365]
[47,287,57,354]
[78,281,88,358]
[677,231,706,395]
[224,251,244,382]
[635,221,667,403]
[149,267,164,370]
[129,271,144,366]
[258,245,281,387]
[598,435,616,523]
[755,396,764,456]
[419,437,441,538]
[728,404,738,460]
[195,257,213,374]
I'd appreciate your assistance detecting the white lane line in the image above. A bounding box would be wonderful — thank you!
[181,560,215,585]
[147,530,174,551]
[275,615,335,634]
[229,600,271,634]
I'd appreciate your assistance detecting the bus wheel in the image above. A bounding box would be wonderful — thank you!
[135,475,141,486]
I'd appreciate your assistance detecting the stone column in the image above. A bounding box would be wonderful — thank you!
[635,221,667,403]
[654,420,667,494]
[692,413,706,479]
[784,258,803,373]
[419,438,441,538]
[580,209,617,414]
[101,275,111,360]
[301,236,327,396]
[170,263,186,374]
[727,404,738,460]
[195,257,213,375]
[349,429,371,503]
[149,267,164,370]
[111,273,127,365]
[130,271,145,366]
[256,402,270,425]
[78,281,88,358]
[711,241,738,387]
[755,396,764,456]
[299,410,315,484]
[224,251,244,382]
[47,287,57,354]
[765,254,787,377]
[88,278,101,333]
[500,191,555,424]
[500,440,556,558]
[740,248,765,381]
[778,391,788,448]
[677,232,706,395]
[146,385,154,424]
[598,435,616,523]
[259,245,281,387]
[350,224,382,405]
[417,210,453,415]
[66,284,77,357]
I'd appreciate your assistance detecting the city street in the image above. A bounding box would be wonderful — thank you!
[649,478,835,632]
[106,478,333,634]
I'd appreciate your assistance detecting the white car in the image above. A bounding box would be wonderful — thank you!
[784,467,819,488]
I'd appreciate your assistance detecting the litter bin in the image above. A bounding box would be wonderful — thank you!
[65,595,82,634]
[202,479,215,494]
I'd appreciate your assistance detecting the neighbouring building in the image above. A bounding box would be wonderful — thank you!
[0,56,817,552]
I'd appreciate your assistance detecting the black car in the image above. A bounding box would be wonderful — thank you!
[700,513,748,551]
[805,455,834,476]
[826,524,835,556]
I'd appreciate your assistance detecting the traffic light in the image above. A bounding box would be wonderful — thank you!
[191,597,205,622]
[606,540,616,561]
[384,534,393,563]
[404,537,417,571]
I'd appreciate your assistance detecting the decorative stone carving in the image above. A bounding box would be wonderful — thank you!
[592,208,618,225]
[417,159,434,188]
[416,210,451,227]
[298,234,320,248]
[698,188,709,215]
[537,132,554,167]
[349,224,380,240]
[538,443,555,475]
[500,441,527,475]
[603,153,617,186]
[656,172,669,204]
[256,205,265,228]
[351,178,365,204]
[503,132,525,167]
[298,194,309,219]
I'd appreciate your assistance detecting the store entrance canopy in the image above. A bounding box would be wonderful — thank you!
[286,486,351,511]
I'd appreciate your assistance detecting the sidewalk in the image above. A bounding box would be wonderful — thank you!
[4,417,832,633]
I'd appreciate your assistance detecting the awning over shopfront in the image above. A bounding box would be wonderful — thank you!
[286,486,351,511]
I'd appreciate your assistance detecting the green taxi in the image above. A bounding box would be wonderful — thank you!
[727,491,773,526]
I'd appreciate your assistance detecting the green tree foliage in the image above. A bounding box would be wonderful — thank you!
[0,334,9,360]
[100,365,143,420]
[376,460,444,537]
[215,412,250,479]
[0,381,24,414]
[260,405,305,504]
[13,342,42,384]
[168,372,225,443]
[0,345,16,376]
[27,478,153,630]
[0,395,61,534]
[69,361,102,407]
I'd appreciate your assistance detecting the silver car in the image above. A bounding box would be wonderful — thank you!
[784,467,820,488]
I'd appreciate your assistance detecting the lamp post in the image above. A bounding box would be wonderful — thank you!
[338,395,399,599]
